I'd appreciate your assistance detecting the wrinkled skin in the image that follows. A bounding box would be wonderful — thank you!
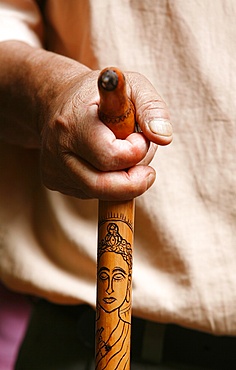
[0,41,173,201]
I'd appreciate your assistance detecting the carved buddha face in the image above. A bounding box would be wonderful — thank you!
[97,252,130,313]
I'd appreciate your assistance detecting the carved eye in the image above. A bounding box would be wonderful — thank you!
[99,272,109,280]
[113,273,126,281]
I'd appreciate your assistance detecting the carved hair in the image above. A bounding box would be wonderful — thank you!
[98,223,132,272]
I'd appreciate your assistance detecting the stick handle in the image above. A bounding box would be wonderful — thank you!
[95,68,135,370]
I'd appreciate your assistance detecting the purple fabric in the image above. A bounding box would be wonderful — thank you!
[0,283,32,370]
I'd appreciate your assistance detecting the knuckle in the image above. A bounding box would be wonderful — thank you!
[94,151,124,171]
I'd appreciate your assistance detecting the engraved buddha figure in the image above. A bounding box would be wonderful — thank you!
[96,222,132,369]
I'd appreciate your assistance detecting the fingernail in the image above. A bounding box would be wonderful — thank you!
[148,118,172,136]
[146,171,156,190]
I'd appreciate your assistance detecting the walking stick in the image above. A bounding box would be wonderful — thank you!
[95,67,135,370]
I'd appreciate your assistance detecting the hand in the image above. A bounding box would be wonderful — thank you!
[0,42,172,200]
[40,68,172,201]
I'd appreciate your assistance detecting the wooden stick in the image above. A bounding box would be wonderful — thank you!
[95,67,135,370]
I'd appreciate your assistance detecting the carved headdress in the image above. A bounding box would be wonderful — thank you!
[98,223,132,272]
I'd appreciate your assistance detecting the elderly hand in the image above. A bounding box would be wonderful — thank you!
[39,68,172,200]
[0,41,172,201]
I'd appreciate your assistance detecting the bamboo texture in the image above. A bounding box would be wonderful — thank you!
[95,67,135,370]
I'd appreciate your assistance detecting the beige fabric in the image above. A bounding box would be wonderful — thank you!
[0,0,236,335]
[0,0,43,46]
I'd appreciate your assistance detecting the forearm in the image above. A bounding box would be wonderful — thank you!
[0,40,90,148]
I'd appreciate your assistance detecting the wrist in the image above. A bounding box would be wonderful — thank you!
[0,40,90,148]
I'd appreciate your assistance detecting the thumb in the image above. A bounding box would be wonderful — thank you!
[127,72,173,145]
